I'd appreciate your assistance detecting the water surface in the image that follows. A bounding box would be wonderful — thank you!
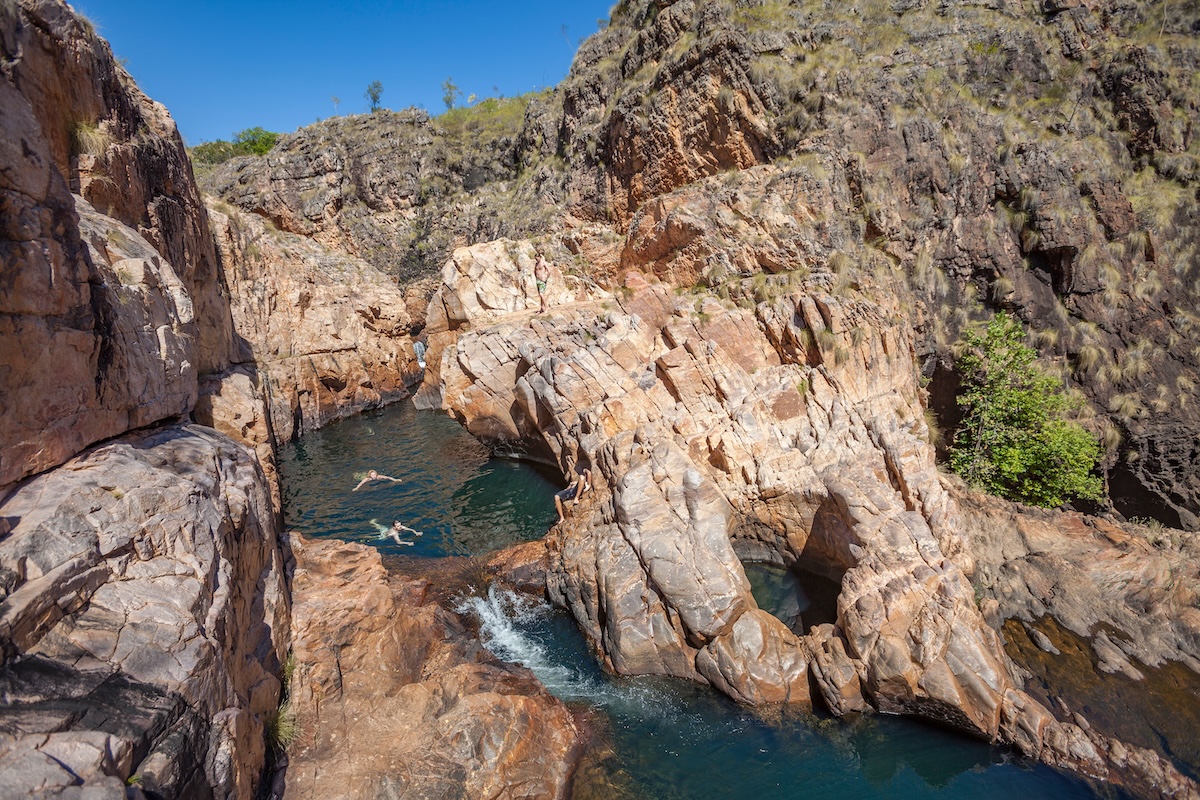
[280,401,1117,800]
[279,402,561,557]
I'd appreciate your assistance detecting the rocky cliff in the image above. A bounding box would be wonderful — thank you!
[215,0,1200,531]
[6,0,1200,797]
[420,237,1198,797]
[0,2,294,795]
[0,3,585,797]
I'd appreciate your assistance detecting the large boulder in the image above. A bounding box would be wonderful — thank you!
[0,424,289,799]
[282,536,583,800]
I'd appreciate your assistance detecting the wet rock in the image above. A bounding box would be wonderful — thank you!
[283,536,583,800]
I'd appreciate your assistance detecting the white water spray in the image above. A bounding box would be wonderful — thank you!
[457,585,674,717]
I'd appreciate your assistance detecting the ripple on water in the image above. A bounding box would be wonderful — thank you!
[278,402,561,558]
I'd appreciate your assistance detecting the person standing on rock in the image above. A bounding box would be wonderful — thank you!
[555,467,592,524]
[534,250,550,313]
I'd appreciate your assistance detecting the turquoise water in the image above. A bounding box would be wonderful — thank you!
[279,401,1117,800]
[278,402,561,557]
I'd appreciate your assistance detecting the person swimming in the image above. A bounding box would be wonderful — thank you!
[369,518,424,546]
[352,469,402,491]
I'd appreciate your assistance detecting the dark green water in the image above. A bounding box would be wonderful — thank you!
[279,401,1116,800]
[278,402,561,557]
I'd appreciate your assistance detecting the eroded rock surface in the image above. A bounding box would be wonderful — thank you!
[207,202,422,443]
[0,425,289,799]
[0,0,238,493]
[282,536,583,800]
[423,242,1199,797]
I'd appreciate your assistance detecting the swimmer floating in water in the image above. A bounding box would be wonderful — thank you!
[369,519,424,546]
[352,469,402,492]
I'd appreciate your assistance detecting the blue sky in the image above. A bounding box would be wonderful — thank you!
[73,0,615,145]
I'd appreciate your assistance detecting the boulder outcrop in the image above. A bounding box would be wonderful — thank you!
[282,536,584,800]
[206,202,422,444]
[0,424,289,799]
[422,241,1199,797]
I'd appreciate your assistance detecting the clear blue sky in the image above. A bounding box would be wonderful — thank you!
[73,0,615,145]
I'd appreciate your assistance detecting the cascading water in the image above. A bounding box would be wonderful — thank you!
[280,401,1116,800]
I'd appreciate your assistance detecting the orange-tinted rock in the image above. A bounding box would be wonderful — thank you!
[284,536,583,800]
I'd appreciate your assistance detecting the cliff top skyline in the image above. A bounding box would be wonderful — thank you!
[73,0,613,145]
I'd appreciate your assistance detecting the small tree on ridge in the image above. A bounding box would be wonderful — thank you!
[949,311,1103,507]
[365,81,384,112]
[441,77,461,110]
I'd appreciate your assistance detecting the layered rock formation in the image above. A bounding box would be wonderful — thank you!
[421,241,1198,797]
[205,102,572,287]
[554,0,1200,529]
[0,425,289,799]
[206,202,422,445]
[282,536,584,800]
[215,0,1200,530]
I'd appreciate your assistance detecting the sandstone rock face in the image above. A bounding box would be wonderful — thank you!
[207,202,421,443]
[0,424,290,799]
[205,106,577,287]
[206,0,1199,528]
[424,243,1199,797]
[283,535,583,800]
[4,0,234,375]
[961,489,1200,675]
[555,0,1200,528]
[0,0,236,492]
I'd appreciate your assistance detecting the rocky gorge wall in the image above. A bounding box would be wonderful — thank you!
[1,3,587,798]
[420,239,1199,799]
[5,0,1199,798]
[214,0,1200,532]
[0,1,292,795]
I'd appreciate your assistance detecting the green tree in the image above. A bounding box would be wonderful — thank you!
[441,77,461,110]
[949,311,1103,507]
[365,80,384,112]
[232,126,279,155]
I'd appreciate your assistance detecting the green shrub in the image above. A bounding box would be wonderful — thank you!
[949,311,1103,507]
[191,127,280,165]
[232,126,279,155]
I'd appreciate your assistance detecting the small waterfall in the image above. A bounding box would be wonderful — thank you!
[458,585,672,717]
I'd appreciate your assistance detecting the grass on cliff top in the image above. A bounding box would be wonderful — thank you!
[435,90,551,139]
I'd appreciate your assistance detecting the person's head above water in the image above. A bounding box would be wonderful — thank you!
[368,469,379,479]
